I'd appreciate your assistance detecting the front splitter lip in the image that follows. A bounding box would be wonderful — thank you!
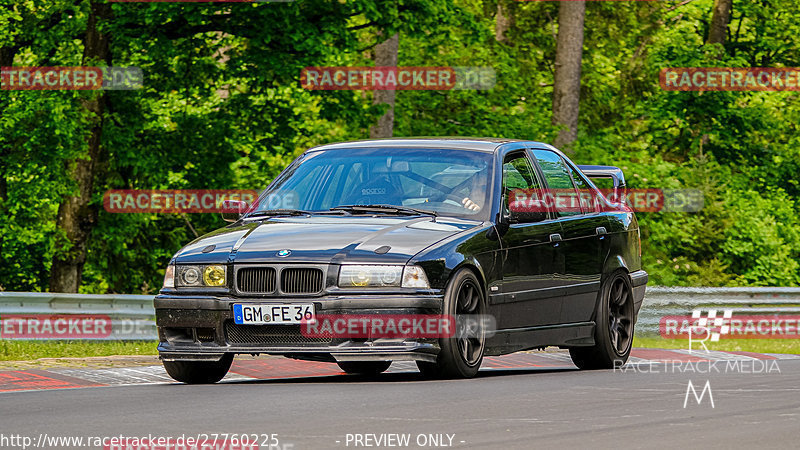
[158,341,439,363]
[154,293,443,311]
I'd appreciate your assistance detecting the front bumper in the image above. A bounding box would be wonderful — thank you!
[155,293,443,363]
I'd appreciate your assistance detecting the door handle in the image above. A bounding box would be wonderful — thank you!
[596,227,607,235]
[549,233,562,243]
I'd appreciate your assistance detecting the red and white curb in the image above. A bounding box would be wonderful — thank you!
[0,349,796,393]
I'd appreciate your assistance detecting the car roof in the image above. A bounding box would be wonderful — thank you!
[307,137,552,153]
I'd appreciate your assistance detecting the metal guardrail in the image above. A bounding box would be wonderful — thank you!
[637,287,800,335]
[1,287,798,340]
[0,292,156,340]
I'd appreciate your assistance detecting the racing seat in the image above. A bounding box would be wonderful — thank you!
[342,174,405,206]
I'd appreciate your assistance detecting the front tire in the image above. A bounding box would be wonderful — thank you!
[417,269,486,379]
[337,361,391,375]
[163,354,234,384]
[570,271,634,369]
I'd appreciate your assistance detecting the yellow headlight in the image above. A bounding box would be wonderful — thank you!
[351,270,370,287]
[338,265,404,287]
[203,265,226,286]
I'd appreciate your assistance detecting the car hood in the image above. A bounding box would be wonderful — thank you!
[173,215,479,265]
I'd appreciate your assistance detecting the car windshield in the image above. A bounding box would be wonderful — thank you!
[251,147,493,219]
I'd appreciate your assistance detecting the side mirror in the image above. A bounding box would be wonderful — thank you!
[220,199,249,223]
[505,189,548,224]
[489,212,510,240]
[508,210,547,224]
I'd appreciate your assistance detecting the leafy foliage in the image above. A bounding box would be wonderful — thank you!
[1,0,798,292]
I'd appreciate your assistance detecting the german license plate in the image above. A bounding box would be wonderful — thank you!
[233,304,315,325]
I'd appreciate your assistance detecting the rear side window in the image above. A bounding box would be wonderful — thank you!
[531,149,582,217]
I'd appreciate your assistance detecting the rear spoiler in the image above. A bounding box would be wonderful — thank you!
[577,165,626,191]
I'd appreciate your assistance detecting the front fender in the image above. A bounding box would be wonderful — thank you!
[409,224,500,295]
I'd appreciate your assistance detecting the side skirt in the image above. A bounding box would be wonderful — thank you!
[485,322,596,356]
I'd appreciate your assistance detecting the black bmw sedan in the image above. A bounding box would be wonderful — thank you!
[155,138,648,383]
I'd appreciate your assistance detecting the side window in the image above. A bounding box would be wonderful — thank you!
[531,149,582,217]
[502,153,542,221]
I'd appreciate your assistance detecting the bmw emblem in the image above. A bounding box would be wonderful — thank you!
[277,249,292,257]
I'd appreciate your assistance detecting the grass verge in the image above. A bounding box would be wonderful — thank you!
[634,336,800,354]
[2,338,797,363]
[0,340,158,361]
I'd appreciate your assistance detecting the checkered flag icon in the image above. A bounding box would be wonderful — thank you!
[691,309,734,341]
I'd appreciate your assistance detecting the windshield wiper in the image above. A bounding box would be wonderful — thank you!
[245,209,313,218]
[245,209,353,219]
[331,204,438,217]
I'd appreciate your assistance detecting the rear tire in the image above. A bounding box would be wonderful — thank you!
[337,361,391,375]
[417,269,486,379]
[570,271,634,370]
[163,354,234,384]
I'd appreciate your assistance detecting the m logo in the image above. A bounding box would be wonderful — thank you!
[684,380,715,408]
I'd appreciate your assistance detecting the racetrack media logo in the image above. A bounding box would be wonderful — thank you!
[646,308,786,409]
[690,309,733,345]
[301,66,495,90]
[0,67,143,90]
[684,380,714,408]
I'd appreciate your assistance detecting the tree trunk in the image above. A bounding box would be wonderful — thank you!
[551,1,585,153]
[49,1,111,293]
[369,33,399,139]
[707,0,733,45]
[495,0,512,43]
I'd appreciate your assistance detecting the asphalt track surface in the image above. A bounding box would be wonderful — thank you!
[1,350,798,449]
